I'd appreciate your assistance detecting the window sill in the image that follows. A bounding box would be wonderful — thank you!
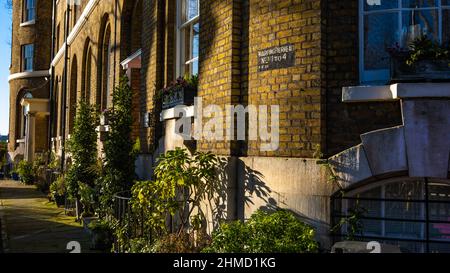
[342,83,450,102]
[20,20,36,27]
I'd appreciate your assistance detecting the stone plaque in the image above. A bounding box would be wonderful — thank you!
[258,44,295,72]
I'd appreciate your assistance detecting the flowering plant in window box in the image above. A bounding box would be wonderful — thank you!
[160,74,198,110]
[387,37,450,83]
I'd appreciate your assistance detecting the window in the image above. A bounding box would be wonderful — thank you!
[177,0,199,76]
[100,24,112,110]
[360,0,450,84]
[23,0,36,22]
[332,178,450,253]
[22,44,34,72]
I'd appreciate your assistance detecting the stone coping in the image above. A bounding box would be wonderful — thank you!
[160,105,195,121]
[342,83,450,102]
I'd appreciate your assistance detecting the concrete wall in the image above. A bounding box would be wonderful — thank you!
[237,156,336,248]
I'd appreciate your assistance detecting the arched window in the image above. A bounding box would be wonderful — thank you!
[69,55,78,133]
[122,0,142,57]
[100,22,112,110]
[332,177,450,253]
[82,40,92,103]
[17,91,33,139]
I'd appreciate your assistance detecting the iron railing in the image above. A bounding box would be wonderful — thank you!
[331,179,450,253]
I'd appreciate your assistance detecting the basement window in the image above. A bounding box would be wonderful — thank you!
[360,0,450,84]
[176,0,200,77]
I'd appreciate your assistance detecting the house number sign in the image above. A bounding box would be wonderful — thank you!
[258,44,295,72]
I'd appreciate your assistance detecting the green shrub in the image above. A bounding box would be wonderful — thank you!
[98,76,136,214]
[66,100,98,199]
[16,160,34,185]
[50,175,66,198]
[203,210,319,253]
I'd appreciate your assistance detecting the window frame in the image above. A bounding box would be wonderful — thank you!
[23,0,36,23]
[176,0,200,77]
[22,44,34,72]
[359,0,450,84]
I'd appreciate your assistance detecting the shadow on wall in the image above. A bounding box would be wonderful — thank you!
[201,157,270,231]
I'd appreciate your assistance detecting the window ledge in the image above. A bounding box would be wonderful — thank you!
[160,106,195,121]
[342,83,450,102]
[20,20,36,27]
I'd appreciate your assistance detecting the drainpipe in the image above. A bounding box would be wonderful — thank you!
[60,1,71,170]
[48,0,57,162]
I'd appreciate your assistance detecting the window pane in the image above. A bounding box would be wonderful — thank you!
[192,23,199,59]
[402,0,437,8]
[26,0,35,21]
[364,12,399,70]
[364,0,398,11]
[444,10,450,44]
[23,44,34,71]
[186,0,199,20]
[443,0,450,6]
[401,9,439,45]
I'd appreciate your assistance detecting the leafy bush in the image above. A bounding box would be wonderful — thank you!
[33,153,50,192]
[98,76,136,214]
[78,182,97,217]
[112,148,219,253]
[88,219,113,251]
[50,175,66,198]
[16,160,34,185]
[203,210,319,253]
[66,100,98,199]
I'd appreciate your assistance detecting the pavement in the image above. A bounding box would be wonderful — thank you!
[0,179,96,253]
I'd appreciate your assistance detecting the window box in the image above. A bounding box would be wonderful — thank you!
[162,86,197,110]
[390,52,450,83]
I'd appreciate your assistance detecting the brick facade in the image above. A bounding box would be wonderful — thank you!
[324,0,402,156]
[9,0,52,154]
[9,0,404,162]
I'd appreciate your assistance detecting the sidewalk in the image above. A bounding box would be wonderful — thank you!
[0,180,96,253]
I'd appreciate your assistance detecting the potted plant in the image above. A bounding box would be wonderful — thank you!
[388,36,450,83]
[160,74,198,110]
[16,160,34,185]
[88,219,113,251]
[50,175,66,207]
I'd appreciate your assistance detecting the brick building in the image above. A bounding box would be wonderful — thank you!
[8,0,450,252]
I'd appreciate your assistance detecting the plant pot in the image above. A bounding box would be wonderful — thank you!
[90,229,113,251]
[390,53,450,83]
[11,172,19,181]
[54,194,66,207]
[162,86,197,110]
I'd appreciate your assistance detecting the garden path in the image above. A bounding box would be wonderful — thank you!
[0,179,95,253]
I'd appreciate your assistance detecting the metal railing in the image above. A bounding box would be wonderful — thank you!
[331,182,450,253]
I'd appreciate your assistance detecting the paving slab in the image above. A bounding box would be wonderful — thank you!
[0,180,99,253]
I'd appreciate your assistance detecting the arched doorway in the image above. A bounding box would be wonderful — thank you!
[332,177,450,253]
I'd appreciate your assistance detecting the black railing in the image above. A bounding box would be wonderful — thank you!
[112,191,149,252]
[331,180,450,253]
[113,191,132,223]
